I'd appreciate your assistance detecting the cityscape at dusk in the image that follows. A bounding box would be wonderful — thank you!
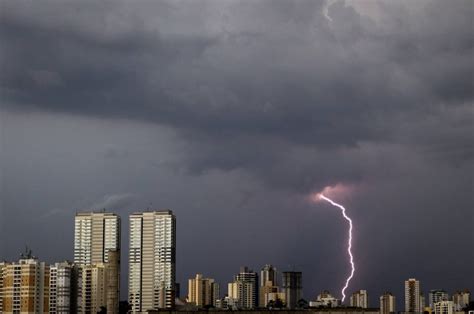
[0,0,473,313]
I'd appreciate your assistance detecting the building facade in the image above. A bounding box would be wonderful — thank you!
[282,271,302,309]
[405,278,422,313]
[129,210,177,312]
[74,212,121,265]
[350,290,368,308]
[227,267,258,309]
[380,292,396,314]
[188,274,219,307]
[452,290,470,311]
[74,212,121,314]
[0,262,6,313]
[49,261,79,314]
[429,290,449,309]
[259,264,279,307]
[2,257,50,314]
[434,301,454,314]
[310,290,341,308]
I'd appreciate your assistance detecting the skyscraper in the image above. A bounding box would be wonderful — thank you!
[405,278,422,313]
[74,212,121,265]
[282,271,302,309]
[380,292,396,314]
[429,290,449,309]
[350,290,368,308]
[129,210,176,312]
[259,264,279,307]
[74,212,121,314]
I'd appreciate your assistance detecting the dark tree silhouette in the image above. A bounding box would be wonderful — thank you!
[119,300,132,314]
[297,298,309,309]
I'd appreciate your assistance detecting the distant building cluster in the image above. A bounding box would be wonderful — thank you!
[0,211,471,314]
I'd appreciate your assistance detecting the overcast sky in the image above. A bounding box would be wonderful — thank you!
[1,0,473,305]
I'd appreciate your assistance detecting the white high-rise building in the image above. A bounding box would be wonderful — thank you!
[49,261,78,314]
[434,301,454,314]
[74,212,121,314]
[129,210,176,312]
[405,278,422,313]
[74,212,121,265]
[380,292,396,314]
[350,290,368,308]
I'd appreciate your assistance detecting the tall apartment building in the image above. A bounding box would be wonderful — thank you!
[259,264,280,307]
[380,292,396,314]
[261,264,278,287]
[434,301,454,314]
[0,262,6,313]
[2,255,50,313]
[429,290,449,309]
[405,278,422,313]
[77,249,120,313]
[74,212,121,314]
[452,290,470,311]
[350,290,368,308]
[74,212,121,265]
[49,261,79,314]
[188,274,219,307]
[227,267,258,309]
[80,263,107,313]
[282,271,302,309]
[129,210,177,312]
[211,282,220,307]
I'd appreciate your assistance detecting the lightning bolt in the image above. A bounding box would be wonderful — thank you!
[319,193,355,303]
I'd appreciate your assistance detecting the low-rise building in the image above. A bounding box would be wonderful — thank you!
[434,300,454,314]
[310,290,341,308]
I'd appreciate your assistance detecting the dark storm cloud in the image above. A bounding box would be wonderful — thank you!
[2,0,471,157]
[1,0,473,303]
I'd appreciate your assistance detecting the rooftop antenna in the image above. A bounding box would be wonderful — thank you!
[21,245,34,259]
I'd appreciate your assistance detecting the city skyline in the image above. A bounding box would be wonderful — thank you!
[1,0,473,310]
[0,209,471,311]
